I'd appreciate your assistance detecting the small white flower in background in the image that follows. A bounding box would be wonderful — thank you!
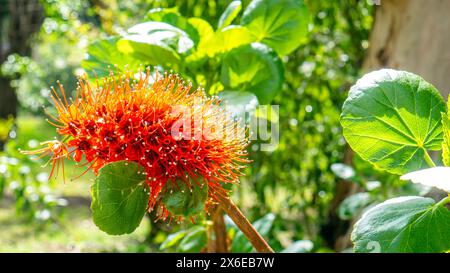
[401,167,450,192]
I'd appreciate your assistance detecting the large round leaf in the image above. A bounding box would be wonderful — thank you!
[117,22,194,70]
[118,36,180,68]
[194,25,256,59]
[341,69,446,175]
[220,43,283,104]
[127,21,194,54]
[81,37,141,78]
[91,161,148,235]
[146,8,201,45]
[352,196,450,253]
[241,0,310,56]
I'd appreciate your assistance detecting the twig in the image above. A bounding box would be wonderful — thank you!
[215,194,274,253]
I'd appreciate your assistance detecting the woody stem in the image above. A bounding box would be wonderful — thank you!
[216,194,274,253]
[212,207,228,252]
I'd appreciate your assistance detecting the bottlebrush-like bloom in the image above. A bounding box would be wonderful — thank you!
[23,68,249,220]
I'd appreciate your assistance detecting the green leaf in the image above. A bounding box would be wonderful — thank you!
[218,90,259,117]
[118,37,180,67]
[127,22,193,54]
[160,230,187,250]
[338,192,372,220]
[177,226,207,253]
[341,69,446,175]
[117,22,194,69]
[221,43,283,104]
[161,179,208,217]
[146,8,200,45]
[218,1,242,29]
[195,25,256,59]
[188,18,214,44]
[81,37,140,78]
[352,196,450,253]
[241,0,310,56]
[231,213,275,252]
[90,161,148,235]
[183,18,215,67]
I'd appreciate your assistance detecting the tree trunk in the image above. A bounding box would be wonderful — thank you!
[363,0,450,97]
[331,0,450,251]
[0,0,44,149]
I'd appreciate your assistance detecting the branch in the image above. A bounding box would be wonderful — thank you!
[215,194,274,253]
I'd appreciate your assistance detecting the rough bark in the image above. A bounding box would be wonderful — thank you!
[363,0,450,97]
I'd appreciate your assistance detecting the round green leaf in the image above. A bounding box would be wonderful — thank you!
[195,25,256,59]
[352,196,450,253]
[81,37,141,78]
[241,0,310,56]
[91,161,148,235]
[341,69,446,175]
[127,21,194,54]
[118,36,180,67]
[221,43,284,104]
[146,8,201,45]
[218,1,242,29]
[161,179,208,217]
[117,22,194,70]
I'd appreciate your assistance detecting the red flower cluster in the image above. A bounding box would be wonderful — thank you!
[24,68,249,219]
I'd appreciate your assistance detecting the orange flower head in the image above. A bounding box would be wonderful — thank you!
[24,68,250,221]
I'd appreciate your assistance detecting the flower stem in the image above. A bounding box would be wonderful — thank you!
[216,194,274,253]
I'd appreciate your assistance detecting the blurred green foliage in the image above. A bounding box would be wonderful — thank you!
[0,117,67,223]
